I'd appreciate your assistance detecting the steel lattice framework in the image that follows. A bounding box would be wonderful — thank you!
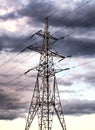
[24,17,67,130]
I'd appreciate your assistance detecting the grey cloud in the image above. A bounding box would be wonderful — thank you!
[0,1,95,57]
[62,99,95,115]
[0,0,95,121]
[0,34,34,52]
[0,35,21,51]
[0,34,95,57]
[1,86,95,120]
[53,36,95,57]
[1,0,95,28]
[0,12,20,20]
[59,90,76,94]
[0,60,95,120]
[82,72,95,86]
[61,71,95,89]
[0,33,44,53]
[0,109,25,120]
[49,2,95,29]
[0,0,55,24]
[0,90,26,114]
[1,0,95,30]
[71,72,95,87]
[58,79,73,86]
[0,76,35,120]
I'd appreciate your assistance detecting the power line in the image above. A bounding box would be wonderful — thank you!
[0,0,92,65]
[56,58,95,83]
[0,30,42,68]
[1,52,95,88]
[0,74,34,97]
[52,7,95,38]
[0,37,42,70]
[1,57,95,97]
[56,58,95,75]
[49,0,92,27]
[0,0,93,69]
[70,58,95,69]
[0,0,95,86]
[0,52,39,76]
[50,10,95,57]
[0,35,94,78]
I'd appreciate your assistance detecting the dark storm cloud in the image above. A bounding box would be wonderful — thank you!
[0,35,21,51]
[1,0,95,29]
[0,0,55,24]
[0,91,22,110]
[60,71,95,89]
[0,0,95,57]
[0,77,34,120]
[0,34,95,57]
[53,36,95,57]
[63,99,95,115]
[49,4,95,28]
[0,90,27,119]
[1,88,95,120]
[0,12,20,20]
[0,63,95,120]
[0,0,95,120]
[0,34,39,52]
[19,0,55,23]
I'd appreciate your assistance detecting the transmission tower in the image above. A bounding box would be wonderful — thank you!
[23,17,67,130]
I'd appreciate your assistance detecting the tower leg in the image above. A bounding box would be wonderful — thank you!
[25,74,39,130]
[53,76,66,130]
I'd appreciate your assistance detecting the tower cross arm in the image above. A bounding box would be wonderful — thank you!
[54,68,70,74]
[35,29,64,41]
[24,63,44,75]
[50,51,66,59]
[20,44,43,54]
[24,66,39,74]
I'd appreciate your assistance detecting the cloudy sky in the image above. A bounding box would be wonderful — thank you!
[0,0,95,130]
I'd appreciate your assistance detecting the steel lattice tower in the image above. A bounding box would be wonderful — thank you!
[24,17,67,130]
